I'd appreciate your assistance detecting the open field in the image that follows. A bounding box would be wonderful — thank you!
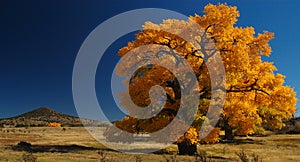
[0,127,299,161]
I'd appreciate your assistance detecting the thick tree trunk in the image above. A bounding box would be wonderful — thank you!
[177,140,197,155]
[224,118,234,141]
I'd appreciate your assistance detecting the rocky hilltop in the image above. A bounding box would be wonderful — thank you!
[0,107,109,127]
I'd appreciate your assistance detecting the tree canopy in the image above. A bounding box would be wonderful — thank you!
[106,3,297,149]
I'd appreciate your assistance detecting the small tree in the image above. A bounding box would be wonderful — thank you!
[48,122,61,128]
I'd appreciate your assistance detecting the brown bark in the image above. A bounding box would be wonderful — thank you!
[224,118,234,141]
[177,140,197,155]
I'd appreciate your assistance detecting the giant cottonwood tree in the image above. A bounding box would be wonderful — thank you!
[106,4,297,155]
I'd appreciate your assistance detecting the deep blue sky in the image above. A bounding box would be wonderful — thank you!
[1,0,300,120]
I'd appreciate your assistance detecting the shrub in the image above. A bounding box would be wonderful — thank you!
[48,122,61,128]
[22,152,37,162]
[236,150,261,162]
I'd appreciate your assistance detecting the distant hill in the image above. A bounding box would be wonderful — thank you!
[0,107,109,127]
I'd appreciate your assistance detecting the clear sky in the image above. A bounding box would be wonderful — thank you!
[1,0,300,120]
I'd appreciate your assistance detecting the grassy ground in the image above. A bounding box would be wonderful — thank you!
[0,127,299,161]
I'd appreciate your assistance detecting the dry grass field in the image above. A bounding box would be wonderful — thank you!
[0,127,299,162]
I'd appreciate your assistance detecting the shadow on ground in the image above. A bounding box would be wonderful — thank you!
[219,137,265,145]
[12,141,114,153]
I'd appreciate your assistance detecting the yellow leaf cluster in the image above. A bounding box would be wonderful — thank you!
[200,128,220,144]
[177,127,199,144]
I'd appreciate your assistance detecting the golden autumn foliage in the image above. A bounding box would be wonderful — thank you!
[48,122,61,128]
[111,3,297,145]
[177,127,199,144]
